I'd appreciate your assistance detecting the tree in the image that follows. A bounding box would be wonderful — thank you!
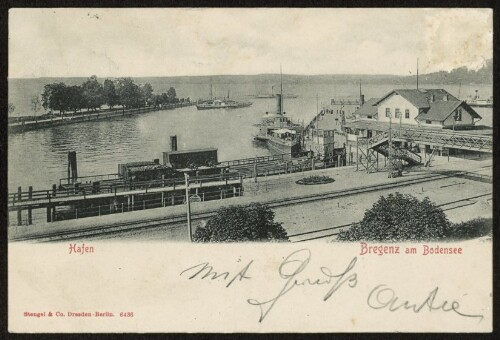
[31,96,42,121]
[65,86,84,114]
[103,79,119,109]
[81,75,104,111]
[8,103,16,115]
[160,92,169,105]
[167,87,177,103]
[140,83,154,106]
[150,94,162,108]
[41,82,67,115]
[193,203,289,242]
[337,193,450,242]
[115,78,142,109]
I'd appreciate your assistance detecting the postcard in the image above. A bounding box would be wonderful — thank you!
[7,8,493,333]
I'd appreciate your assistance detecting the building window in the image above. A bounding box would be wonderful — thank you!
[385,108,391,117]
[426,120,431,124]
[455,109,462,121]
[367,115,372,119]
[405,109,410,119]
[395,108,400,118]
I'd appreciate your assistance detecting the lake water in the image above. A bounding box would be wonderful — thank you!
[8,80,493,191]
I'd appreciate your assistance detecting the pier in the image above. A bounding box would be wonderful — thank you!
[8,102,194,134]
[9,173,243,225]
[7,149,351,226]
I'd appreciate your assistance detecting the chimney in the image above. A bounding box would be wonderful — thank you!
[276,94,282,115]
[170,135,178,152]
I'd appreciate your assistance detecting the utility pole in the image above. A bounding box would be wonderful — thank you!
[416,58,419,90]
[280,64,284,115]
[388,113,393,176]
[316,94,319,145]
[184,173,192,242]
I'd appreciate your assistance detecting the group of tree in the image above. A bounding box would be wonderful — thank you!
[40,75,185,115]
[337,192,491,241]
[192,193,491,243]
[193,203,289,242]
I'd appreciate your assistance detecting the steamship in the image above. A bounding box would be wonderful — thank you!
[196,86,252,110]
[196,98,252,110]
[253,78,303,156]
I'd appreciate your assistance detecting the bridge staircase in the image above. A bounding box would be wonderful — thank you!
[355,127,492,173]
[356,131,421,173]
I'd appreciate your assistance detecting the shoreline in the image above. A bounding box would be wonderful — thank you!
[8,102,194,134]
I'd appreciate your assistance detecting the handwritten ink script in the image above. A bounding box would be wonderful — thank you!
[247,249,358,322]
[180,248,483,323]
[367,285,484,320]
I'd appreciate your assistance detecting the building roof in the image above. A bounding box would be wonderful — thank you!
[353,98,379,117]
[416,101,482,122]
[374,89,459,109]
[166,148,217,155]
[344,119,491,135]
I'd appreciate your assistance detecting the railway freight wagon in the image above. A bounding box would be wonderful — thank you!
[163,148,228,176]
[118,159,177,181]
[163,148,218,169]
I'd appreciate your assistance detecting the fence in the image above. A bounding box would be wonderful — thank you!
[52,186,243,222]
[8,102,194,134]
[9,172,242,206]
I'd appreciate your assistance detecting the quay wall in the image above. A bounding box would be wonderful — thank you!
[8,102,194,134]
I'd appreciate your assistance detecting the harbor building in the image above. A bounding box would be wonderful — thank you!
[342,88,490,172]
[348,88,482,137]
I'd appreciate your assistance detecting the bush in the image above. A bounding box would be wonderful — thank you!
[337,193,450,242]
[445,217,492,240]
[193,203,289,242]
[296,175,335,185]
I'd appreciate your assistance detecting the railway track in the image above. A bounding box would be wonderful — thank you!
[288,192,492,242]
[10,167,491,243]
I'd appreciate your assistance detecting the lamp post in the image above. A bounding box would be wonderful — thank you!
[184,173,192,242]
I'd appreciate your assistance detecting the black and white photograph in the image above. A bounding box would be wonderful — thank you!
[7,7,493,333]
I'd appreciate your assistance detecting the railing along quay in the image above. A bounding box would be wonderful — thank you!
[8,102,195,134]
[9,172,243,207]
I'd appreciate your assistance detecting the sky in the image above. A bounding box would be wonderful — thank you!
[9,8,493,78]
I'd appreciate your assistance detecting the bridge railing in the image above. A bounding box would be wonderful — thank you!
[357,128,492,152]
[9,172,243,205]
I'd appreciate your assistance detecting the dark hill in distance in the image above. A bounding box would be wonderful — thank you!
[13,58,492,85]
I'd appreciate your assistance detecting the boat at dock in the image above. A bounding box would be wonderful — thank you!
[196,85,252,110]
[251,85,298,99]
[464,90,493,108]
[196,98,252,110]
[253,69,304,156]
[253,93,298,99]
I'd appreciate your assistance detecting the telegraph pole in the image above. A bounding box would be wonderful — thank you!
[184,173,192,242]
[388,113,392,176]
[416,58,419,90]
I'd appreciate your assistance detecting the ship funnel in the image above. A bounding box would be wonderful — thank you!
[276,94,282,115]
